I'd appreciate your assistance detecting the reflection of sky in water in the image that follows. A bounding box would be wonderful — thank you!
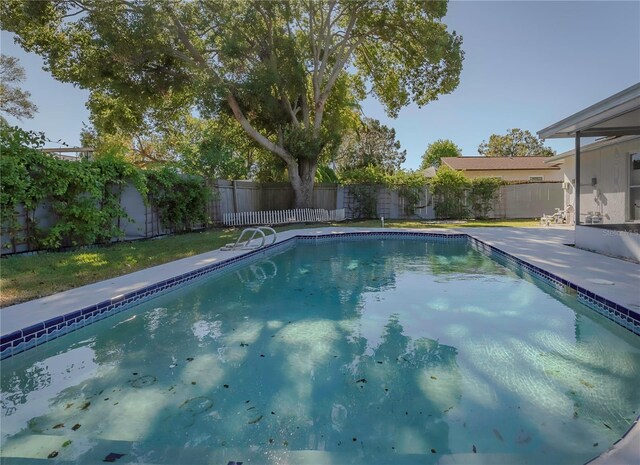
[1,239,639,465]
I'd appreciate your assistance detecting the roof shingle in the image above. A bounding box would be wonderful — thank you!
[441,156,560,171]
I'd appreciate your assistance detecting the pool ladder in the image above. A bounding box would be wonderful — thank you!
[220,226,277,251]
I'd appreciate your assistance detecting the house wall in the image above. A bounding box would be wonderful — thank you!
[578,138,640,224]
[462,169,563,182]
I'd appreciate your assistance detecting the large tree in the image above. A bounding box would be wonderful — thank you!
[0,54,38,120]
[419,138,461,169]
[478,128,555,157]
[335,117,406,174]
[2,0,463,207]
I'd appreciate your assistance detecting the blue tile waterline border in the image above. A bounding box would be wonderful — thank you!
[1,231,638,361]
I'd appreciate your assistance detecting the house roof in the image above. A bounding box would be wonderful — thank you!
[538,83,640,139]
[442,156,560,171]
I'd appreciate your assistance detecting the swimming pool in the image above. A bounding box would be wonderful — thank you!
[1,235,639,464]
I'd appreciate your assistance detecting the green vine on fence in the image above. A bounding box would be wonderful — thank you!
[429,165,501,219]
[340,166,428,218]
[0,123,209,252]
[144,166,209,232]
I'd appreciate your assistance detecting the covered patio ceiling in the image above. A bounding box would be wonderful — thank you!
[538,83,640,139]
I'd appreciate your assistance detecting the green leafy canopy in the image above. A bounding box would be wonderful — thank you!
[2,0,464,207]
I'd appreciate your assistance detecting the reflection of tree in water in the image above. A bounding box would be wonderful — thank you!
[2,239,466,461]
[1,362,52,416]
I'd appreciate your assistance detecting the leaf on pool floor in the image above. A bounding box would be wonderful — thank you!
[472,445,477,453]
[103,452,126,462]
[72,424,81,431]
[80,401,91,410]
[355,378,367,384]
[186,357,194,361]
[603,423,612,430]
[580,379,594,389]
[248,415,263,424]
[493,429,504,442]
[52,423,64,429]
[430,376,437,380]
[62,440,72,448]
[48,451,58,459]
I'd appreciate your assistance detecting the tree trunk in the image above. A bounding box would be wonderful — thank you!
[289,157,318,208]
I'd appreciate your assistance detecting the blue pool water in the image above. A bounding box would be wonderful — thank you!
[1,238,639,464]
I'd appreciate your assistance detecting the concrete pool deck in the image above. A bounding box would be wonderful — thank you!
[1,226,639,465]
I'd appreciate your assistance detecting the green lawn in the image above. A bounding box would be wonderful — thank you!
[0,218,539,307]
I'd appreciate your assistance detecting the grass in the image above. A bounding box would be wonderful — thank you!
[0,218,540,307]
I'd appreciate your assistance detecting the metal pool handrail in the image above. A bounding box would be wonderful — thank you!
[220,226,277,251]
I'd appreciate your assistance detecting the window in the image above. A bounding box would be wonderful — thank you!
[529,176,544,182]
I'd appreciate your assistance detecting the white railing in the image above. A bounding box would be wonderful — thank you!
[223,208,345,227]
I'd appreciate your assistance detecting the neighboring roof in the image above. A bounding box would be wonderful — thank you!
[420,166,437,178]
[538,83,640,139]
[545,135,640,164]
[442,156,560,171]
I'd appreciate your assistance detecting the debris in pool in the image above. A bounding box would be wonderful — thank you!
[240,342,249,347]
[130,375,156,388]
[80,401,91,410]
[443,406,453,413]
[245,400,250,403]
[384,388,389,392]
[356,378,367,384]
[247,406,256,410]
[62,440,72,448]
[103,452,126,462]
[191,381,197,385]
[269,438,274,444]
[603,423,612,430]
[248,415,263,424]
[132,372,138,376]
[431,448,437,454]
[352,437,357,442]
[47,451,58,459]
[260,354,265,357]
[593,443,598,447]
[573,411,579,419]
[65,403,74,409]
[52,423,65,429]
[226,462,242,465]
[493,429,504,442]
[224,384,229,388]
[72,424,81,431]
[430,375,437,380]
[186,357,194,361]
[283,441,288,447]
[377,361,383,364]
[180,396,214,414]
[104,398,109,401]
[580,379,594,389]
[271,411,275,415]
[472,445,477,453]
[516,431,532,444]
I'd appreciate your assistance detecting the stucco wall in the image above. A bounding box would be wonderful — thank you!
[555,137,640,224]
[463,169,563,182]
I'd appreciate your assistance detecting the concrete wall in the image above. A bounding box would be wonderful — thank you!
[463,169,563,182]
[576,225,640,263]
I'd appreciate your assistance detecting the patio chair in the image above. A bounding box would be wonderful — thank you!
[540,205,574,226]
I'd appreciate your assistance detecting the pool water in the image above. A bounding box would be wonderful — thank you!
[2,238,639,464]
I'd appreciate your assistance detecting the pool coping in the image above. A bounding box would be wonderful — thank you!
[1,226,639,464]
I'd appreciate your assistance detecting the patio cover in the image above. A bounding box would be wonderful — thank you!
[538,83,640,139]
[537,83,640,225]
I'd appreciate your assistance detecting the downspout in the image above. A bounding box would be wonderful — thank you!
[575,131,581,225]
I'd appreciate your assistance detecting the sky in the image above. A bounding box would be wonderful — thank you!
[1,1,639,170]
